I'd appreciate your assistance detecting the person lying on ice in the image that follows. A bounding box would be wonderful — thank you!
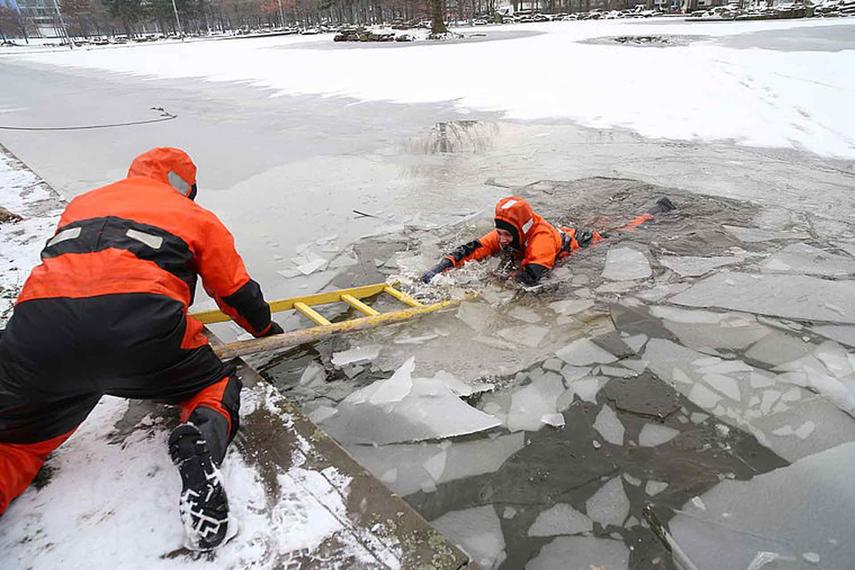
[421,195,675,286]
[0,148,283,550]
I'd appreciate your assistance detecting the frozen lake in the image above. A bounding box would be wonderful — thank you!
[2,16,855,569]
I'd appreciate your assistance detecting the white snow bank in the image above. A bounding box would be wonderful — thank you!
[9,19,855,158]
[0,150,62,324]
[0,392,378,569]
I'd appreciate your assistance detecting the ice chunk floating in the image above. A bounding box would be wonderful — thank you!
[320,358,501,444]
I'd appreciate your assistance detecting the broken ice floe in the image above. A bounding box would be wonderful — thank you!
[527,536,629,570]
[320,358,500,444]
[506,372,566,432]
[760,243,855,277]
[431,505,506,570]
[527,504,593,537]
[457,301,499,333]
[555,338,617,366]
[602,247,651,281]
[670,442,855,569]
[348,432,524,496]
[638,423,680,447]
[670,272,855,324]
[331,345,381,367]
[585,476,630,528]
[497,324,549,348]
[811,325,855,349]
[650,306,771,351]
[593,405,625,445]
[659,255,742,277]
[645,480,668,496]
[643,338,855,461]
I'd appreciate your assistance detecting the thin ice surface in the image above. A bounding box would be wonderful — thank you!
[659,255,742,277]
[506,372,566,432]
[593,405,625,446]
[331,344,381,367]
[670,441,855,570]
[638,423,680,447]
[760,243,855,277]
[527,536,629,570]
[431,505,506,570]
[555,338,617,366]
[527,504,593,537]
[602,247,652,281]
[651,306,771,351]
[585,476,630,528]
[347,432,524,497]
[671,271,855,324]
[321,357,501,444]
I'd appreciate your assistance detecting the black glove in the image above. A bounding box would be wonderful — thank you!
[421,258,454,284]
[262,321,284,337]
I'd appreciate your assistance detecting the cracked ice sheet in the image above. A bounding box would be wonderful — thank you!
[659,255,742,277]
[602,247,651,281]
[431,505,506,570]
[811,325,855,349]
[585,476,630,528]
[555,338,617,366]
[643,338,855,462]
[320,357,501,444]
[507,372,566,432]
[527,536,629,570]
[528,504,593,537]
[650,305,771,351]
[760,243,855,277]
[670,271,855,324]
[593,405,625,445]
[775,341,855,417]
[330,344,381,367]
[0,392,387,570]
[347,432,525,497]
[670,442,855,570]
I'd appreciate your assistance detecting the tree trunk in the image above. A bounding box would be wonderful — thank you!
[430,0,447,33]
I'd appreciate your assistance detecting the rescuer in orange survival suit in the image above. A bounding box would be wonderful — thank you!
[0,148,283,550]
[422,195,675,286]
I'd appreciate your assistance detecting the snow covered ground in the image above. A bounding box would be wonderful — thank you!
[7,18,855,158]
[0,147,62,324]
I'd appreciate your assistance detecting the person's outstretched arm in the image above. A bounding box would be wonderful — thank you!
[421,230,501,283]
[195,211,282,337]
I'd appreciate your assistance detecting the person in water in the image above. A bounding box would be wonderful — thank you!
[421,195,675,286]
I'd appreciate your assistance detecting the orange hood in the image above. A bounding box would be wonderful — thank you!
[127,147,197,198]
[494,196,542,251]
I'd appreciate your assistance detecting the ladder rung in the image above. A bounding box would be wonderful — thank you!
[294,302,331,326]
[341,294,381,317]
[383,286,422,308]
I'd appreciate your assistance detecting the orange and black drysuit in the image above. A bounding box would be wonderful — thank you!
[0,148,278,514]
[424,196,669,285]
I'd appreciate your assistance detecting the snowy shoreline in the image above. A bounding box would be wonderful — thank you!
[4,18,855,159]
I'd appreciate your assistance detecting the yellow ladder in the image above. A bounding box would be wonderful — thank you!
[190,282,459,359]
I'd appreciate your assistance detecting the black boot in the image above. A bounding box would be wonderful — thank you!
[168,423,231,550]
[648,197,676,215]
